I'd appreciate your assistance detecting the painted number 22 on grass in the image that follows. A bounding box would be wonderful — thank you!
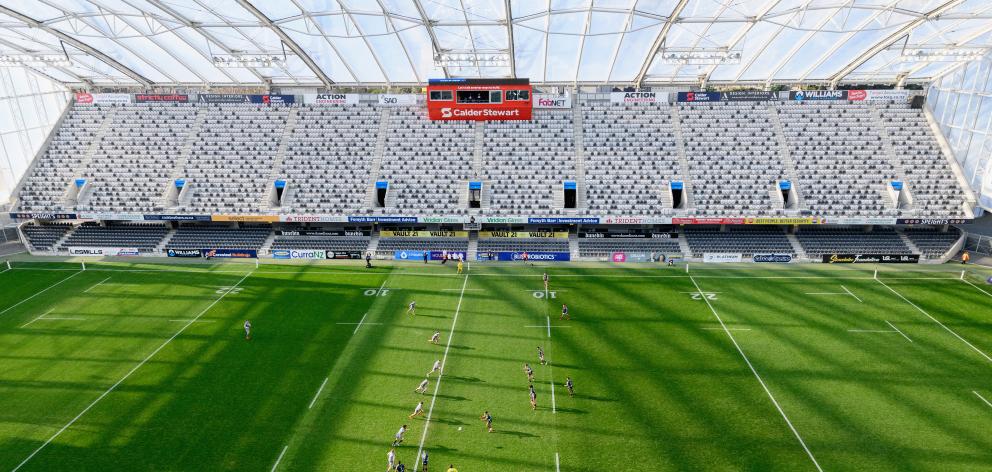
[690,293,718,300]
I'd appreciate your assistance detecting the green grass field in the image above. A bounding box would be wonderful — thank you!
[1,259,991,471]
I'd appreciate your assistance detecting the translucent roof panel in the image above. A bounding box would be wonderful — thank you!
[0,0,987,87]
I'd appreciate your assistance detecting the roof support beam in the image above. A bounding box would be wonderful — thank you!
[829,0,965,87]
[505,0,516,78]
[0,4,153,88]
[634,0,690,87]
[412,0,448,78]
[235,0,334,87]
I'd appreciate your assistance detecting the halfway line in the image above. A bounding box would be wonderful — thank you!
[12,271,253,471]
[84,277,111,293]
[415,274,470,472]
[689,275,822,472]
[308,378,329,410]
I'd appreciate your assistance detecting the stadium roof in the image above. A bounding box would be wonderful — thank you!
[0,0,990,89]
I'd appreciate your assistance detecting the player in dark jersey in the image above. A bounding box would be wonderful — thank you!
[565,377,574,397]
[537,346,546,365]
[480,411,494,432]
[529,385,538,410]
[524,363,534,382]
[421,450,429,471]
[560,303,569,321]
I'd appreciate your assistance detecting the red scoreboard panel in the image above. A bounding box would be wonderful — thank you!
[426,78,532,121]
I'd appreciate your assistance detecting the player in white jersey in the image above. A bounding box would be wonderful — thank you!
[407,301,416,317]
[428,359,442,377]
[537,346,546,365]
[543,272,549,290]
[409,401,425,419]
[393,424,407,446]
[429,331,441,344]
[244,320,251,340]
[523,363,534,382]
[416,378,429,394]
[386,448,396,471]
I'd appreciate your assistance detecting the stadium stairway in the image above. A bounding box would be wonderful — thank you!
[259,231,277,255]
[262,107,299,212]
[786,232,807,260]
[898,231,923,256]
[677,233,692,259]
[467,231,478,261]
[669,106,694,209]
[767,106,805,209]
[365,108,392,208]
[68,107,118,208]
[366,230,380,256]
[156,227,176,253]
[572,100,587,209]
[163,107,207,209]
[569,232,579,260]
[51,225,76,253]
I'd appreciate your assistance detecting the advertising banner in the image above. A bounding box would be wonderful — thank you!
[248,94,295,104]
[197,94,249,103]
[579,232,677,239]
[896,218,969,225]
[673,217,746,225]
[479,231,570,239]
[609,92,666,104]
[677,92,722,102]
[327,251,362,259]
[134,94,188,103]
[281,214,349,223]
[865,90,911,102]
[611,252,627,262]
[495,251,571,262]
[275,230,369,237]
[380,230,468,238]
[77,212,145,221]
[527,217,599,224]
[534,94,571,108]
[167,249,201,258]
[211,215,279,223]
[476,216,527,224]
[703,253,743,263]
[304,93,359,105]
[394,250,425,261]
[433,251,466,261]
[721,91,778,101]
[420,216,466,224]
[377,94,418,106]
[289,249,326,259]
[144,214,211,221]
[9,212,77,220]
[829,217,898,225]
[348,216,417,223]
[271,249,290,259]
[753,254,793,263]
[75,93,131,105]
[822,254,920,264]
[68,247,139,256]
[790,90,848,101]
[201,249,257,259]
[744,217,821,225]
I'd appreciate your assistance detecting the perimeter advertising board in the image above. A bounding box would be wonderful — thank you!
[822,254,920,263]
[304,94,360,105]
[75,93,131,105]
[610,92,666,104]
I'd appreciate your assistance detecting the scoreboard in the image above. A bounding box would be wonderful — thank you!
[426,78,532,121]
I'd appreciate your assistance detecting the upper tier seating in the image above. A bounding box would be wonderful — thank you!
[796,227,911,257]
[77,103,198,212]
[59,223,168,252]
[777,101,899,217]
[581,100,681,215]
[11,97,972,220]
[376,237,469,257]
[271,234,370,252]
[180,104,290,213]
[379,107,474,213]
[166,226,271,250]
[679,102,787,216]
[482,109,576,214]
[683,226,794,257]
[577,236,681,258]
[281,104,378,213]
[22,223,73,251]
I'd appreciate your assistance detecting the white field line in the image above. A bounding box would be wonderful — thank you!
[546,316,551,338]
[442,288,484,291]
[334,321,382,325]
[167,319,215,323]
[804,292,847,295]
[960,278,992,298]
[352,312,369,334]
[19,309,55,328]
[270,445,288,472]
[876,278,992,363]
[555,452,560,472]
[550,368,557,413]
[415,274,470,472]
[524,325,571,328]
[848,329,898,333]
[689,275,823,472]
[0,270,83,318]
[36,317,86,321]
[885,320,913,343]
[84,277,111,293]
[701,327,752,331]
[841,285,862,303]
[11,271,253,472]
[975,391,992,409]
[308,377,329,410]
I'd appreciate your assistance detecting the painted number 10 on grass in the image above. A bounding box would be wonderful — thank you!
[532,291,557,299]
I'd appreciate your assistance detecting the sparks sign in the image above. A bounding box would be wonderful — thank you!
[426,78,532,121]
